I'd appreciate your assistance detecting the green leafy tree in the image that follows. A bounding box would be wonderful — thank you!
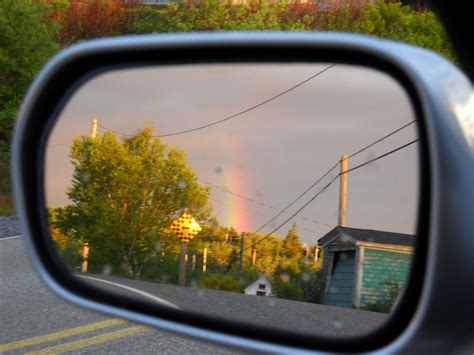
[197,273,244,292]
[48,207,82,269]
[0,0,59,194]
[124,0,453,61]
[272,265,323,303]
[319,1,453,61]
[351,1,454,61]
[53,128,211,277]
[128,0,288,33]
[239,232,284,275]
[252,234,284,275]
[186,219,238,272]
[284,223,303,259]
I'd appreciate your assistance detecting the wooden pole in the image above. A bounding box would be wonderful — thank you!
[81,242,89,273]
[338,154,348,227]
[203,247,208,272]
[252,248,257,266]
[239,232,245,274]
[179,242,187,286]
[91,118,98,139]
[314,247,319,263]
[192,254,196,271]
[81,119,98,271]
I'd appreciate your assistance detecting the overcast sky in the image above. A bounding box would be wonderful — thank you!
[45,63,420,245]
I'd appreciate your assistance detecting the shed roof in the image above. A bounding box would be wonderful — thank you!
[244,275,272,293]
[318,226,414,248]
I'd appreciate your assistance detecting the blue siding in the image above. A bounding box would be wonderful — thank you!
[324,251,355,308]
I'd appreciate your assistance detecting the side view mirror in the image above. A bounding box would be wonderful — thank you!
[12,33,474,353]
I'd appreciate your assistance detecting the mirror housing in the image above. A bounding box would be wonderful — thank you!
[12,32,474,353]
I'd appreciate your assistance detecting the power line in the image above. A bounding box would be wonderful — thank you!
[49,118,417,238]
[52,110,414,150]
[249,120,417,236]
[208,197,325,235]
[245,139,419,251]
[348,120,416,159]
[347,139,419,172]
[97,123,131,137]
[201,179,333,228]
[253,162,339,233]
[49,119,415,153]
[97,64,336,138]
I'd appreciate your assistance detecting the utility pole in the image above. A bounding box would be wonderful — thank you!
[338,154,348,227]
[91,118,98,139]
[203,247,208,272]
[179,242,187,286]
[82,119,98,273]
[81,242,89,273]
[314,247,320,263]
[239,232,245,274]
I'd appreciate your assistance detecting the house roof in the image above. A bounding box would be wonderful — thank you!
[318,226,414,247]
[244,275,272,292]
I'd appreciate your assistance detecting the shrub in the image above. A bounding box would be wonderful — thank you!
[361,279,402,313]
[197,273,244,292]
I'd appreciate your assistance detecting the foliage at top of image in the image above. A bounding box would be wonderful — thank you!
[0,0,59,194]
[0,0,454,196]
[45,0,453,60]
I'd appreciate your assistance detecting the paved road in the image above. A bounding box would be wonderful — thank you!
[80,274,387,338]
[0,236,238,354]
[1,234,388,353]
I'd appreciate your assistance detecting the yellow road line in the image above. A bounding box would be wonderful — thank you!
[25,325,148,354]
[0,319,124,352]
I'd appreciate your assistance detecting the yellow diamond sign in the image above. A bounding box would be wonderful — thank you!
[170,212,201,243]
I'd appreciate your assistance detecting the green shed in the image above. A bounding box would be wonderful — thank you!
[318,227,414,309]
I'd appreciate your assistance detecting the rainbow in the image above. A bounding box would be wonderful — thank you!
[217,135,249,233]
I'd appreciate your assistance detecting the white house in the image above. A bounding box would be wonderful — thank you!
[244,275,273,296]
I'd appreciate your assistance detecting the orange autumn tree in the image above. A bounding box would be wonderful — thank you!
[56,0,132,45]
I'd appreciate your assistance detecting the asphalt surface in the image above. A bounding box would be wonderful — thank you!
[0,216,21,238]
[1,220,387,353]
[81,274,388,338]
[0,235,239,354]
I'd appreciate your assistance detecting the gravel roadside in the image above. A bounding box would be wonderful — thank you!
[0,216,21,239]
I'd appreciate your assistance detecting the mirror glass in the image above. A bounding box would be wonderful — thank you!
[45,63,419,338]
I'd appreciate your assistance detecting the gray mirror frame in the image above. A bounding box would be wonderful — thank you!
[12,32,474,353]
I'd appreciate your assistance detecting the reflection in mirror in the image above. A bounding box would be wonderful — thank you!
[45,63,419,338]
